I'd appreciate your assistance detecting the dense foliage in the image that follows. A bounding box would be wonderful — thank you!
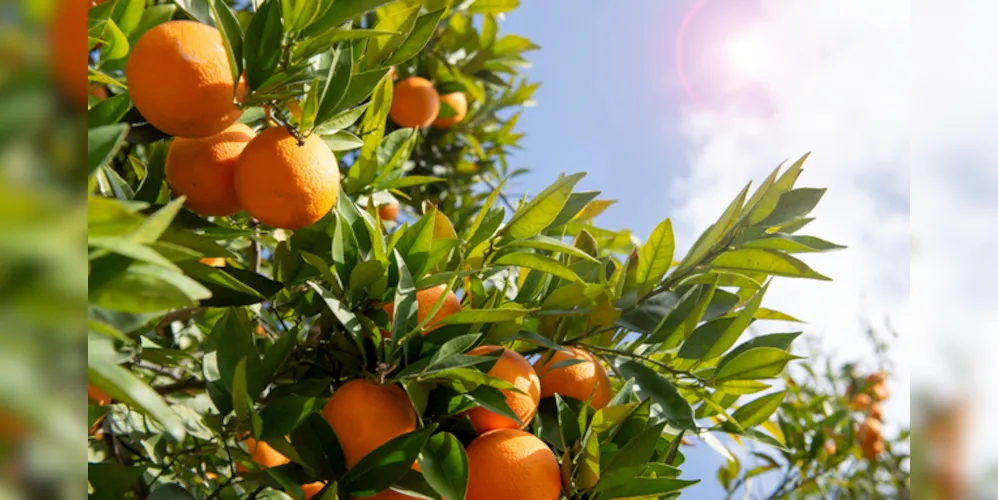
[84,1,875,499]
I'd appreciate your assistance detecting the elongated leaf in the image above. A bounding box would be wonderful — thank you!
[611,358,695,429]
[503,173,585,240]
[438,307,538,325]
[207,0,243,86]
[493,252,581,283]
[602,478,700,498]
[746,153,808,225]
[636,219,675,294]
[340,424,437,497]
[675,183,749,272]
[503,235,598,262]
[308,282,362,335]
[88,124,130,175]
[678,284,767,360]
[595,422,667,492]
[726,391,786,429]
[315,43,353,127]
[713,347,799,381]
[383,7,447,66]
[710,248,830,280]
[719,332,801,368]
[308,0,401,36]
[418,432,469,500]
[466,386,521,424]
[742,233,846,253]
[259,396,319,440]
[243,0,283,89]
[756,188,825,227]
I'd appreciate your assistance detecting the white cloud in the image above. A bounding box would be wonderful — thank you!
[674,0,998,480]
[671,0,913,450]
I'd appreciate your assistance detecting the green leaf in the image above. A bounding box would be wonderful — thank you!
[261,326,298,383]
[546,191,601,229]
[89,264,212,314]
[576,428,601,490]
[377,175,445,189]
[349,260,388,292]
[678,284,767,361]
[366,5,420,68]
[294,27,396,61]
[88,93,132,128]
[493,252,581,283]
[243,0,284,89]
[88,237,178,270]
[719,332,801,368]
[134,141,168,203]
[88,123,130,175]
[309,282,363,335]
[260,396,319,440]
[725,391,786,429]
[308,0,402,37]
[503,235,598,262]
[383,7,448,66]
[754,308,803,323]
[746,154,808,225]
[418,432,469,500]
[88,340,186,440]
[675,183,749,272]
[323,130,364,151]
[341,424,438,497]
[344,71,392,192]
[602,478,700,499]
[315,43,353,128]
[612,358,695,429]
[337,68,391,118]
[438,307,538,325]
[617,291,680,335]
[595,422,667,492]
[391,249,417,340]
[231,357,251,421]
[742,233,846,253]
[503,173,586,240]
[465,386,521,424]
[756,188,825,227]
[179,263,283,307]
[207,0,244,87]
[315,103,368,134]
[467,0,520,14]
[713,347,799,381]
[426,334,481,369]
[554,394,580,447]
[289,413,348,479]
[710,248,830,280]
[636,219,675,294]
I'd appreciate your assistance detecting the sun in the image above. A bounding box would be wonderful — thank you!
[724,29,770,79]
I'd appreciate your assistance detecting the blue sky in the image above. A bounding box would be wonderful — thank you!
[502,0,912,496]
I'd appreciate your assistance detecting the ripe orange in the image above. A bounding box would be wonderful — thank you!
[88,384,112,406]
[849,393,873,412]
[870,382,890,402]
[199,257,227,267]
[301,482,325,499]
[378,202,400,222]
[465,429,561,500]
[322,379,417,469]
[533,347,612,409]
[234,127,340,229]
[389,77,440,128]
[126,21,245,138]
[51,0,87,107]
[384,284,462,335]
[465,346,540,433]
[238,437,290,470]
[866,372,887,385]
[166,122,254,217]
[823,440,836,455]
[857,417,882,445]
[432,92,468,128]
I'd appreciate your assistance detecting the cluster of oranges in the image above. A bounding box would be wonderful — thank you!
[389,76,468,129]
[120,20,339,230]
[850,372,890,460]
[241,287,612,500]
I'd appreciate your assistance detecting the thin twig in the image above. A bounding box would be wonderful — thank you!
[576,343,706,381]
[155,378,206,395]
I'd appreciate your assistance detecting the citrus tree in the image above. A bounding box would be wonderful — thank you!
[85,0,847,498]
[715,326,910,498]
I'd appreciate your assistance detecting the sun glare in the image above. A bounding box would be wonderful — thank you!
[724,30,769,78]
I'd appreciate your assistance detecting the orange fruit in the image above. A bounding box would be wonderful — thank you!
[465,429,561,500]
[389,77,440,128]
[89,85,109,101]
[88,384,112,406]
[432,92,468,128]
[849,393,873,412]
[321,379,417,469]
[238,437,290,471]
[125,21,245,138]
[384,284,462,335]
[533,347,612,409]
[234,127,340,229]
[823,440,836,455]
[50,0,87,107]
[301,482,326,499]
[199,257,227,267]
[857,417,882,445]
[866,372,887,385]
[378,202,400,222]
[870,382,890,402]
[166,122,254,217]
[870,402,883,421]
[465,346,540,433]
[862,438,885,459]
